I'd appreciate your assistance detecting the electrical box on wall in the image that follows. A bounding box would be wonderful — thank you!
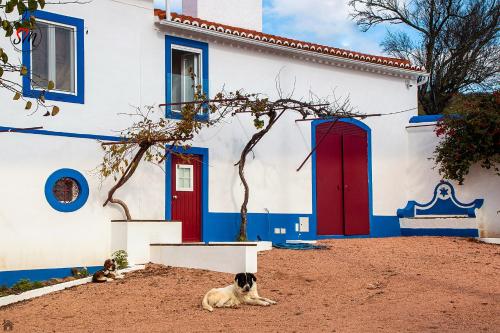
[299,217,309,232]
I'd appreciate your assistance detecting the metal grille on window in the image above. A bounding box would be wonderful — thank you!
[53,177,80,203]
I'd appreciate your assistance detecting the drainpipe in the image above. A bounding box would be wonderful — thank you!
[164,0,171,20]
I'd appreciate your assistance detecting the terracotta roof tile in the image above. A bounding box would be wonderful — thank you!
[154,9,424,72]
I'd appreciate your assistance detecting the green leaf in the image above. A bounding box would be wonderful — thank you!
[38,0,46,9]
[25,101,32,110]
[0,67,3,77]
[20,65,28,76]
[28,0,38,11]
[51,106,60,116]
[47,80,55,90]
[13,92,21,100]
[1,52,8,64]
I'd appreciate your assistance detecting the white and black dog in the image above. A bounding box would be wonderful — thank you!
[202,273,277,312]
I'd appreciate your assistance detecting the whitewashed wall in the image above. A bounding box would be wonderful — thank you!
[406,124,500,237]
[0,0,419,273]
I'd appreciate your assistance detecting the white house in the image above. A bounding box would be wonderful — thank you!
[0,0,497,286]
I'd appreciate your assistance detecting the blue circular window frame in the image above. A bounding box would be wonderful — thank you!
[45,168,89,212]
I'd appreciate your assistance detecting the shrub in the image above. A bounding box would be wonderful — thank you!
[10,279,44,294]
[433,92,500,184]
[112,250,129,269]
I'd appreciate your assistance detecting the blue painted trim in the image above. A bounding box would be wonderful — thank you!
[401,228,479,237]
[204,212,316,243]
[165,35,209,121]
[397,181,484,218]
[22,11,85,104]
[165,146,209,241]
[0,266,101,288]
[316,216,401,239]
[311,118,375,237]
[44,168,89,212]
[0,126,122,142]
[409,115,443,123]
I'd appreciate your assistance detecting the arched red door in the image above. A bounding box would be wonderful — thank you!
[316,122,370,236]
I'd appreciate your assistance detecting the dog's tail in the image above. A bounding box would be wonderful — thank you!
[202,290,213,312]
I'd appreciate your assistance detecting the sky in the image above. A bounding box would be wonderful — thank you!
[154,0,408,55]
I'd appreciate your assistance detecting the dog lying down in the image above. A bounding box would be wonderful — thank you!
[92,259,124,283]
[202,273,277,312]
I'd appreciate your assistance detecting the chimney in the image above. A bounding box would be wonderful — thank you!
[182,0,263,32]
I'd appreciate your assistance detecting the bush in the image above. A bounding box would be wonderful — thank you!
[10,279,44,294]
[112,250,129,269]
[433,92,500,184]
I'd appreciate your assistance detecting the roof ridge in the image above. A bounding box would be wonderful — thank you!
[154,9,424,72]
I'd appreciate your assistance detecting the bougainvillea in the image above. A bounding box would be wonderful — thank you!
[433,92,500,184]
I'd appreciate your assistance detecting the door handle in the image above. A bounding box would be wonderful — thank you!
[173,195,178,199]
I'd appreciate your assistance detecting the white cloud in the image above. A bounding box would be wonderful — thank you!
[264,0,385,54]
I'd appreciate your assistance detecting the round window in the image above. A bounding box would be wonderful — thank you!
[45,169,89,212]
[53,177,80,203]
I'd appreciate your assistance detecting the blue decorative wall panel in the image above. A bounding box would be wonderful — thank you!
[398,182,483,218]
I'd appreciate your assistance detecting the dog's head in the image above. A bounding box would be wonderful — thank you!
[234,273,256,294]
[103,259,116,272]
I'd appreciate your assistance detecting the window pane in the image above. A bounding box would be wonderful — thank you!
[171,49,200,112]
[54,25,75,92]
[171,50,182,111]
[31,22,49,89]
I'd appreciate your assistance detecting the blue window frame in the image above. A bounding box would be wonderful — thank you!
[45,168,89,212]
[22,11,85,104]
[165,36,209,121]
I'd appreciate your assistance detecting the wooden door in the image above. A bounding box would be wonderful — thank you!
[343,133,370,235]
[315,122,370,236]
[171,154,202,242]
[316,124,344,235]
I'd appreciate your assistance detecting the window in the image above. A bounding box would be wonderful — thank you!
[23,11,84,104]
[53,177,80,203]
[176,164,193,191]
[171,48,201,112]
[32,21,75,93]
[45,169,89,212]
[166,36,208,120]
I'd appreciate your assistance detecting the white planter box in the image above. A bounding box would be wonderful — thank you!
[111,221,182,265]
[150,243,258,274]
[208,241,272,252]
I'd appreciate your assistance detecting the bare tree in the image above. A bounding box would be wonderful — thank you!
[350,0,500,115]
[231,85,361,241]
[98,89,245,220]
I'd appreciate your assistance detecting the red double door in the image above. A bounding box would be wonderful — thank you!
[316,122,370,236]
[171,154,202,242]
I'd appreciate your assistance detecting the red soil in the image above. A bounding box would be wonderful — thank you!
[1,237,499,332]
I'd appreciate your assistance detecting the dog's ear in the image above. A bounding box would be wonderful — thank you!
[234,273,244,281]
[248,273,257,282]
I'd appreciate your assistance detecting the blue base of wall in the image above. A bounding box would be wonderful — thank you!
[401,228,479,237]
[0,266,101,288]
[204,214,401,242]
[315,215,401,239]
[204,212,315,243]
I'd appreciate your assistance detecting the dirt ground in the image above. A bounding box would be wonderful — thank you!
[1,237,499,333]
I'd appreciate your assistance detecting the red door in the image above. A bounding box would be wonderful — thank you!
[316,122,369,236]
[316,130,344,235]
[171,154,202,242]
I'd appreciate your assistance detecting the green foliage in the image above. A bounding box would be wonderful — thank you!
[433,92,500,184]
[10,279,44,294]
[71,267,89,278]
[112,250,129,269]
